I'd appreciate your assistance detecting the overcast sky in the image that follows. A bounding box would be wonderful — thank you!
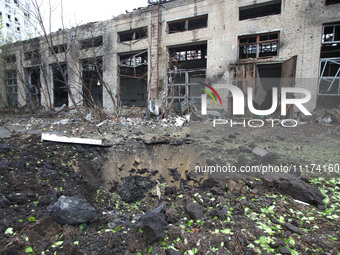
[35,0,149,33]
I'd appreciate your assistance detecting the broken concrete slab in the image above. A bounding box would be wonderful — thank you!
[252,147,269,157]
[42,133,102,146]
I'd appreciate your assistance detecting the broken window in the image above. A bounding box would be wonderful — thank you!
[325,0,340,5]
[239,0,281,21]
[6,55,16,63]
[25,67,41,107]
[175,50,202,61]
[119,27,148,42]
[167,15,208,34]
[50,44,67,55]
[239,32,279,59]
[80,36,103,49]
[82,58,103,107]
[119,51,148,107]
[24,49,40,61]
[318,23,340,106]
[321,23,340,58]
[51,63,68,107]
[166,70,206,111]
[6,70,18,107]
[169,43,207,69]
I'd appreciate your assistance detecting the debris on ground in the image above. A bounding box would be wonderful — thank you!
[0,112,339,254]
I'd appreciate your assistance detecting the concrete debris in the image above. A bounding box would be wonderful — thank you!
[175,117,186,127]
[42,133,102,146]
[315,116,333,125]
[96,120,108,127]
[85,110,93,121]
[252,147,269,157]
[53,119,69,125]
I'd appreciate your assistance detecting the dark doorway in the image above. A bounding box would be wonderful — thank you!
[52,63,68,107]
[25,67,41,108]
[82,58,103,107]
[119,51,148,107]
[256,63,282,111]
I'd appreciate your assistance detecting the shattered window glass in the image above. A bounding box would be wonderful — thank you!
[239,32,279,59]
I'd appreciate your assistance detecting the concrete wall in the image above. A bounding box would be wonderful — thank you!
[0,0,339,113]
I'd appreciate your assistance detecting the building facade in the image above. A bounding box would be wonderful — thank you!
[0,0,339,116]
[0,0,33,44]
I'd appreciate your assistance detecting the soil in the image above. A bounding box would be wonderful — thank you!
[0,113,339,255]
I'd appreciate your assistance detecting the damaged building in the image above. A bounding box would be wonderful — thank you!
[0,0,339,116]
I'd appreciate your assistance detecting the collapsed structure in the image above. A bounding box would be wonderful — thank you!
[0,0,339,116]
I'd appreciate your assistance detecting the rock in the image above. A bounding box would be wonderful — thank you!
[8,193,30,204]
[279,246,292,254]
[165,248,181,255]
[285,222,302,234]
[271,240,286,249]
[168,226,181,241]
[211,187,224,196]
[0,144,10,150]
[0,160,11,166]
[186,171,199,182]
[186,200,204,220]
[150,202,167,214]
[165,208,178,223]
[263,175,325,210]
[0,197,10,207]
[239,146,252,153]
[228,134,236,139]
[38,191,58,206]
[47,196,96,225]
[117,175,155,203]
[141,212,166,243]
[169,168,181,182]
[75,145,85,153]
[252,147,269,157]
[164,186,177,196]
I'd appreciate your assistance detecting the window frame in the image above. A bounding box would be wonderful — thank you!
[6,70,18,107]
[238,32,280,60]
[80,36,103,50]
[239,0,282,21]
[118,27,148,43]
[167,14,208,34]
